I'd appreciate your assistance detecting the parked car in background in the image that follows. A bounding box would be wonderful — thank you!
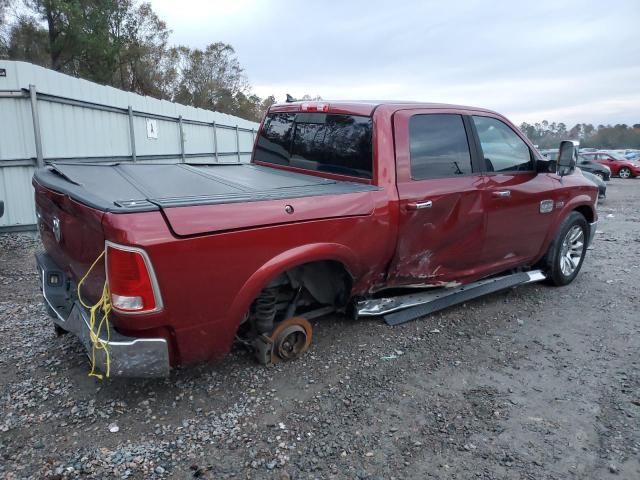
[580,170,607,199]
[540,149,611,180]
[580,151,640,178]
[576,155,611,180]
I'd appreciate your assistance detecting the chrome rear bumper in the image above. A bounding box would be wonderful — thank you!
[36,252,170,377]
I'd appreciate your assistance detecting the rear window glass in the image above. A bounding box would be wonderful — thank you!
[255,112,373,179]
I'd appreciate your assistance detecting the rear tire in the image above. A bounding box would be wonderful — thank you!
[544,212,588,286]
[618,167,631,179]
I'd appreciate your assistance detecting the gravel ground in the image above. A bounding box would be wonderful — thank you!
[1,178,639,480]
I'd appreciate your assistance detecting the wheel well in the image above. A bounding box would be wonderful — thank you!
[242,260,353,337]
[274,260,353,306]
[574,205,594,223]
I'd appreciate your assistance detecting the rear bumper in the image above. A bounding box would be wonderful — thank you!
[36,252,170,377]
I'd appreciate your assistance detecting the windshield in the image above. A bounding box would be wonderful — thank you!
[255,112,373,179]
[607,152,626,160]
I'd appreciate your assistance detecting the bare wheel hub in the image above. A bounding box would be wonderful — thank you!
[270,317,313,363]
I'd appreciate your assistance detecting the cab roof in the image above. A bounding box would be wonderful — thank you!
[269,100,499,117]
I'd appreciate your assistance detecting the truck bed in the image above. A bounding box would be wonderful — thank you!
[33,162,378,213]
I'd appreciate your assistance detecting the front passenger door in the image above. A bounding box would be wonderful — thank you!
[472,115,557,269]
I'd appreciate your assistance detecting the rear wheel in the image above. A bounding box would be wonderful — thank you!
[618,167,632,179]
[544,212,588,286]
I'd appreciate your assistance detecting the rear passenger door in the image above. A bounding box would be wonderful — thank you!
[388,111,487,286]
[470,115,556,268]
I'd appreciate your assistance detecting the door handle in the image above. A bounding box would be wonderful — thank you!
[492,190,511,198]
[407,200,433,210]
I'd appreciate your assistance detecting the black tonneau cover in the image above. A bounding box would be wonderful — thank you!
[33,162,378,213]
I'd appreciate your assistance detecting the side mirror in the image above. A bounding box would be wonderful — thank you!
[557,140,577,176]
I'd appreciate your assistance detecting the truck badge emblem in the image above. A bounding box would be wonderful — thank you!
[539,200,554,214]
[52,216,62,243]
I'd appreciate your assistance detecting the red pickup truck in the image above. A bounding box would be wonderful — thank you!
[34,101,598,377]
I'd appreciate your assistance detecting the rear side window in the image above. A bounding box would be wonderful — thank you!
[409,114,472,180]
[472,116,533,172]
[255,112,373,178]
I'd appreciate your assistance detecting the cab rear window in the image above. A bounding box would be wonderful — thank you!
[255,112,373,179]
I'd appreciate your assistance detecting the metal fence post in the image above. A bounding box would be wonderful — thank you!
[178,115,185,163]
[235,125,241,163]
[128,106,137,162]
[212,121,219,163]
[29,84,44,168]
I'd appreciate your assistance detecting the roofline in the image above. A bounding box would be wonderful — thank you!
[268,100,500,117]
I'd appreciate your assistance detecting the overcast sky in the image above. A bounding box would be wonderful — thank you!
[151,0,639,126]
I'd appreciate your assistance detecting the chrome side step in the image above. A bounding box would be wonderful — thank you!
[356,269,546,326]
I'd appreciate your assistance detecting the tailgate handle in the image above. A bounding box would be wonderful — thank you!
[407,200,433,210]
[492,190,511,198]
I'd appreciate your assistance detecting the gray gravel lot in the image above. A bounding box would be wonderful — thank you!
[1,178,639,480]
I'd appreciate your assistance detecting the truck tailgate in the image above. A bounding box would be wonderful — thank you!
[34,181,107,303]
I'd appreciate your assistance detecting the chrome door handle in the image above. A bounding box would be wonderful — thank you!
[493,190,511,198]
[407,200,433,210]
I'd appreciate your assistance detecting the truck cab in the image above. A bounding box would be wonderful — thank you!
[258,102,597,288]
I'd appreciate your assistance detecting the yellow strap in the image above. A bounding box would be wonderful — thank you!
[77,251,112,380]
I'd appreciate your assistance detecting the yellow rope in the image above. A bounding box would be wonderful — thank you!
[76,251,112,380]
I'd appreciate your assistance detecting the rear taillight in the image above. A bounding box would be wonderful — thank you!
[105,243,162,313]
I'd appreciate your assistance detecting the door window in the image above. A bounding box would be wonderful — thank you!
[409,114,472,180]
[473,116,533,172]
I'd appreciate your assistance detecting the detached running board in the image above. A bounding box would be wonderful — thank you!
[356,270,546,326]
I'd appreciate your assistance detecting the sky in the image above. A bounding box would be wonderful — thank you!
[150,0,640,126]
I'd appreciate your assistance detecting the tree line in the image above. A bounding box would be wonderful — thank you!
[0,0,275,121]
[520,121,640,150]
[2,2,638,135]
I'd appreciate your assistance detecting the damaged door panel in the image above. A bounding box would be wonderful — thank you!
[389,178,486,285]
[387,111,487,286]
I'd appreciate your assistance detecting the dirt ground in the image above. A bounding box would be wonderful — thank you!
[0,178,638,480]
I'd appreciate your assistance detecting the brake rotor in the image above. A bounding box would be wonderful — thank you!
[269,316,313,363]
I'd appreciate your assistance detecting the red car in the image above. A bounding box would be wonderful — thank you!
[33,101,598,377]
[580,151,640,178]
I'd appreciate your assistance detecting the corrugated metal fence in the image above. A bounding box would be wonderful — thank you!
[0,61,260,230]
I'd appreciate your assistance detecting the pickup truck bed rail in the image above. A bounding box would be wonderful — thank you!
[34,162,379,213]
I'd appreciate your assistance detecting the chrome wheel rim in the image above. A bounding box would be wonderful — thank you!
[619,168,631,178]
[560,225,584,277]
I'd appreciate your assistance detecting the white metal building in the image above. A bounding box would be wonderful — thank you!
[0,60,260,231]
